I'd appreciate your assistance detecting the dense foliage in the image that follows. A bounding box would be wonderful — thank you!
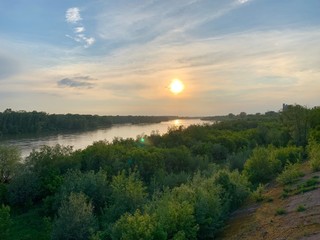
[1,104,320,239]
[0,109,175,135]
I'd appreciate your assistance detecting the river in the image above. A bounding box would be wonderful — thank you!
[0,119,211,158]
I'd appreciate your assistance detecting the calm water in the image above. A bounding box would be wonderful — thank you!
[0,119,211,158]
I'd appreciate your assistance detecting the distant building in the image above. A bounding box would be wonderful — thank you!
[282,103,289,111]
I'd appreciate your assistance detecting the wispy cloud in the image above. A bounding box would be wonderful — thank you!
[74,27,85,33]
[65,7,95,48]
[57,76,95,88]
[238,0,249,4]
[66,7,82,23]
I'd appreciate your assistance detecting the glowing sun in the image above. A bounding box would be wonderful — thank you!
[169,79,184,94]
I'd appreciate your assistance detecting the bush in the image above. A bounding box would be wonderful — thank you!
[214,170,250,210]
[251,184,265,202]
[152,195,199,240]
[273,146,303,167]
[52,192,97,240]
[104,170,147,224]
[0,183,8,204]
[296,205,306,212]
[275,207,286,215]
[54,169,110,213]
[244,147,281,184]
[8,170,41,206]
[227,149,251,171]
[308,142,320,171]
[24,145,78,200]
[0,145,21,183]
[112,210,166,240]
[276,163,304,185]
[0,204,11,240]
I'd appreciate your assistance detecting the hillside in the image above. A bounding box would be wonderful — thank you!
[219,162,320,240]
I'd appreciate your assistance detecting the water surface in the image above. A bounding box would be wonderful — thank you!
[0,119,211,158]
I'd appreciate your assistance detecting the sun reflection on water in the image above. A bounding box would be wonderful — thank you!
[173,119,181,126]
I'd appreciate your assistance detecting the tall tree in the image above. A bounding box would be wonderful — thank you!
[52,192,97,240]
[0,146,20,183]
[281,104,309,147]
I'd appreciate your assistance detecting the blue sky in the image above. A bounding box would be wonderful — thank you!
[0,0,319,116]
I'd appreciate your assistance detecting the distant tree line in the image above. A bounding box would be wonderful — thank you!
[202,110,279,122]
[0,109,176,136]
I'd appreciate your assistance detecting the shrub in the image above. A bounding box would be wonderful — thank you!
[153,196,199,240]
[104,170,147,224]
[8,170,41,206]
[52,192,97,240]
[112,210,166,240]
[0,145,21,183]
[227,149,251,171]
[214,170,250,210]
[276,163,304,185]
[275,208,286,215]
[308,142,320,171]
[0,204,11,240]
[54,169,110,213]
[296,205,306,212]
[243,147,281,184]
[0,183,8,204]
[251,184,265,202]
[273,146,303,167]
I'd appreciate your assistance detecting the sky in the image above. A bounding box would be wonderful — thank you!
[0,0,319,116]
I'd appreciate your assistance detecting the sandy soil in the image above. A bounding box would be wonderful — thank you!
[218,166,320,240]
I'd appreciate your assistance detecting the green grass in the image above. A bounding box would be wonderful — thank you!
[280,177,319,198]
[275,207,287,216]
[296,205,306,212]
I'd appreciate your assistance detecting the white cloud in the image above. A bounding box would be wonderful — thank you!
[238,0,249,4]
[66,7,82,23]
[74,27,85,33]
[65,7,95,48]
[84,37,95,47]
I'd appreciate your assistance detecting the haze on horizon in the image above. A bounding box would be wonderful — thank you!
[0,0,319,116]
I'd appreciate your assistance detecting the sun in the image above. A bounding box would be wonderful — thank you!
[169,79,184,94]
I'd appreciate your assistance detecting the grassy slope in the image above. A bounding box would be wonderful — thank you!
[218,163,320,240]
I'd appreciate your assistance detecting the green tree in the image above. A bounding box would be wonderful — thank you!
[308,141,320,171]
[281,104,309,146]
[244,147,281,184]
[104,170,147,223]
[54,169,110,213]
[0,204,11,240]
[147,186,199,240]
[52,192,97,240]
[0,145,20,183]
[191,178,223,239]
[8,169,41,206]
[112,210,165,240]
[214,170,250,211]
[155,198,198,240]
[24,145,77,199]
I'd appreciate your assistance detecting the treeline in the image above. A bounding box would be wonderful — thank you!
[0,109,176,135]
[0,104,320,239]
[202,110,279,122]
